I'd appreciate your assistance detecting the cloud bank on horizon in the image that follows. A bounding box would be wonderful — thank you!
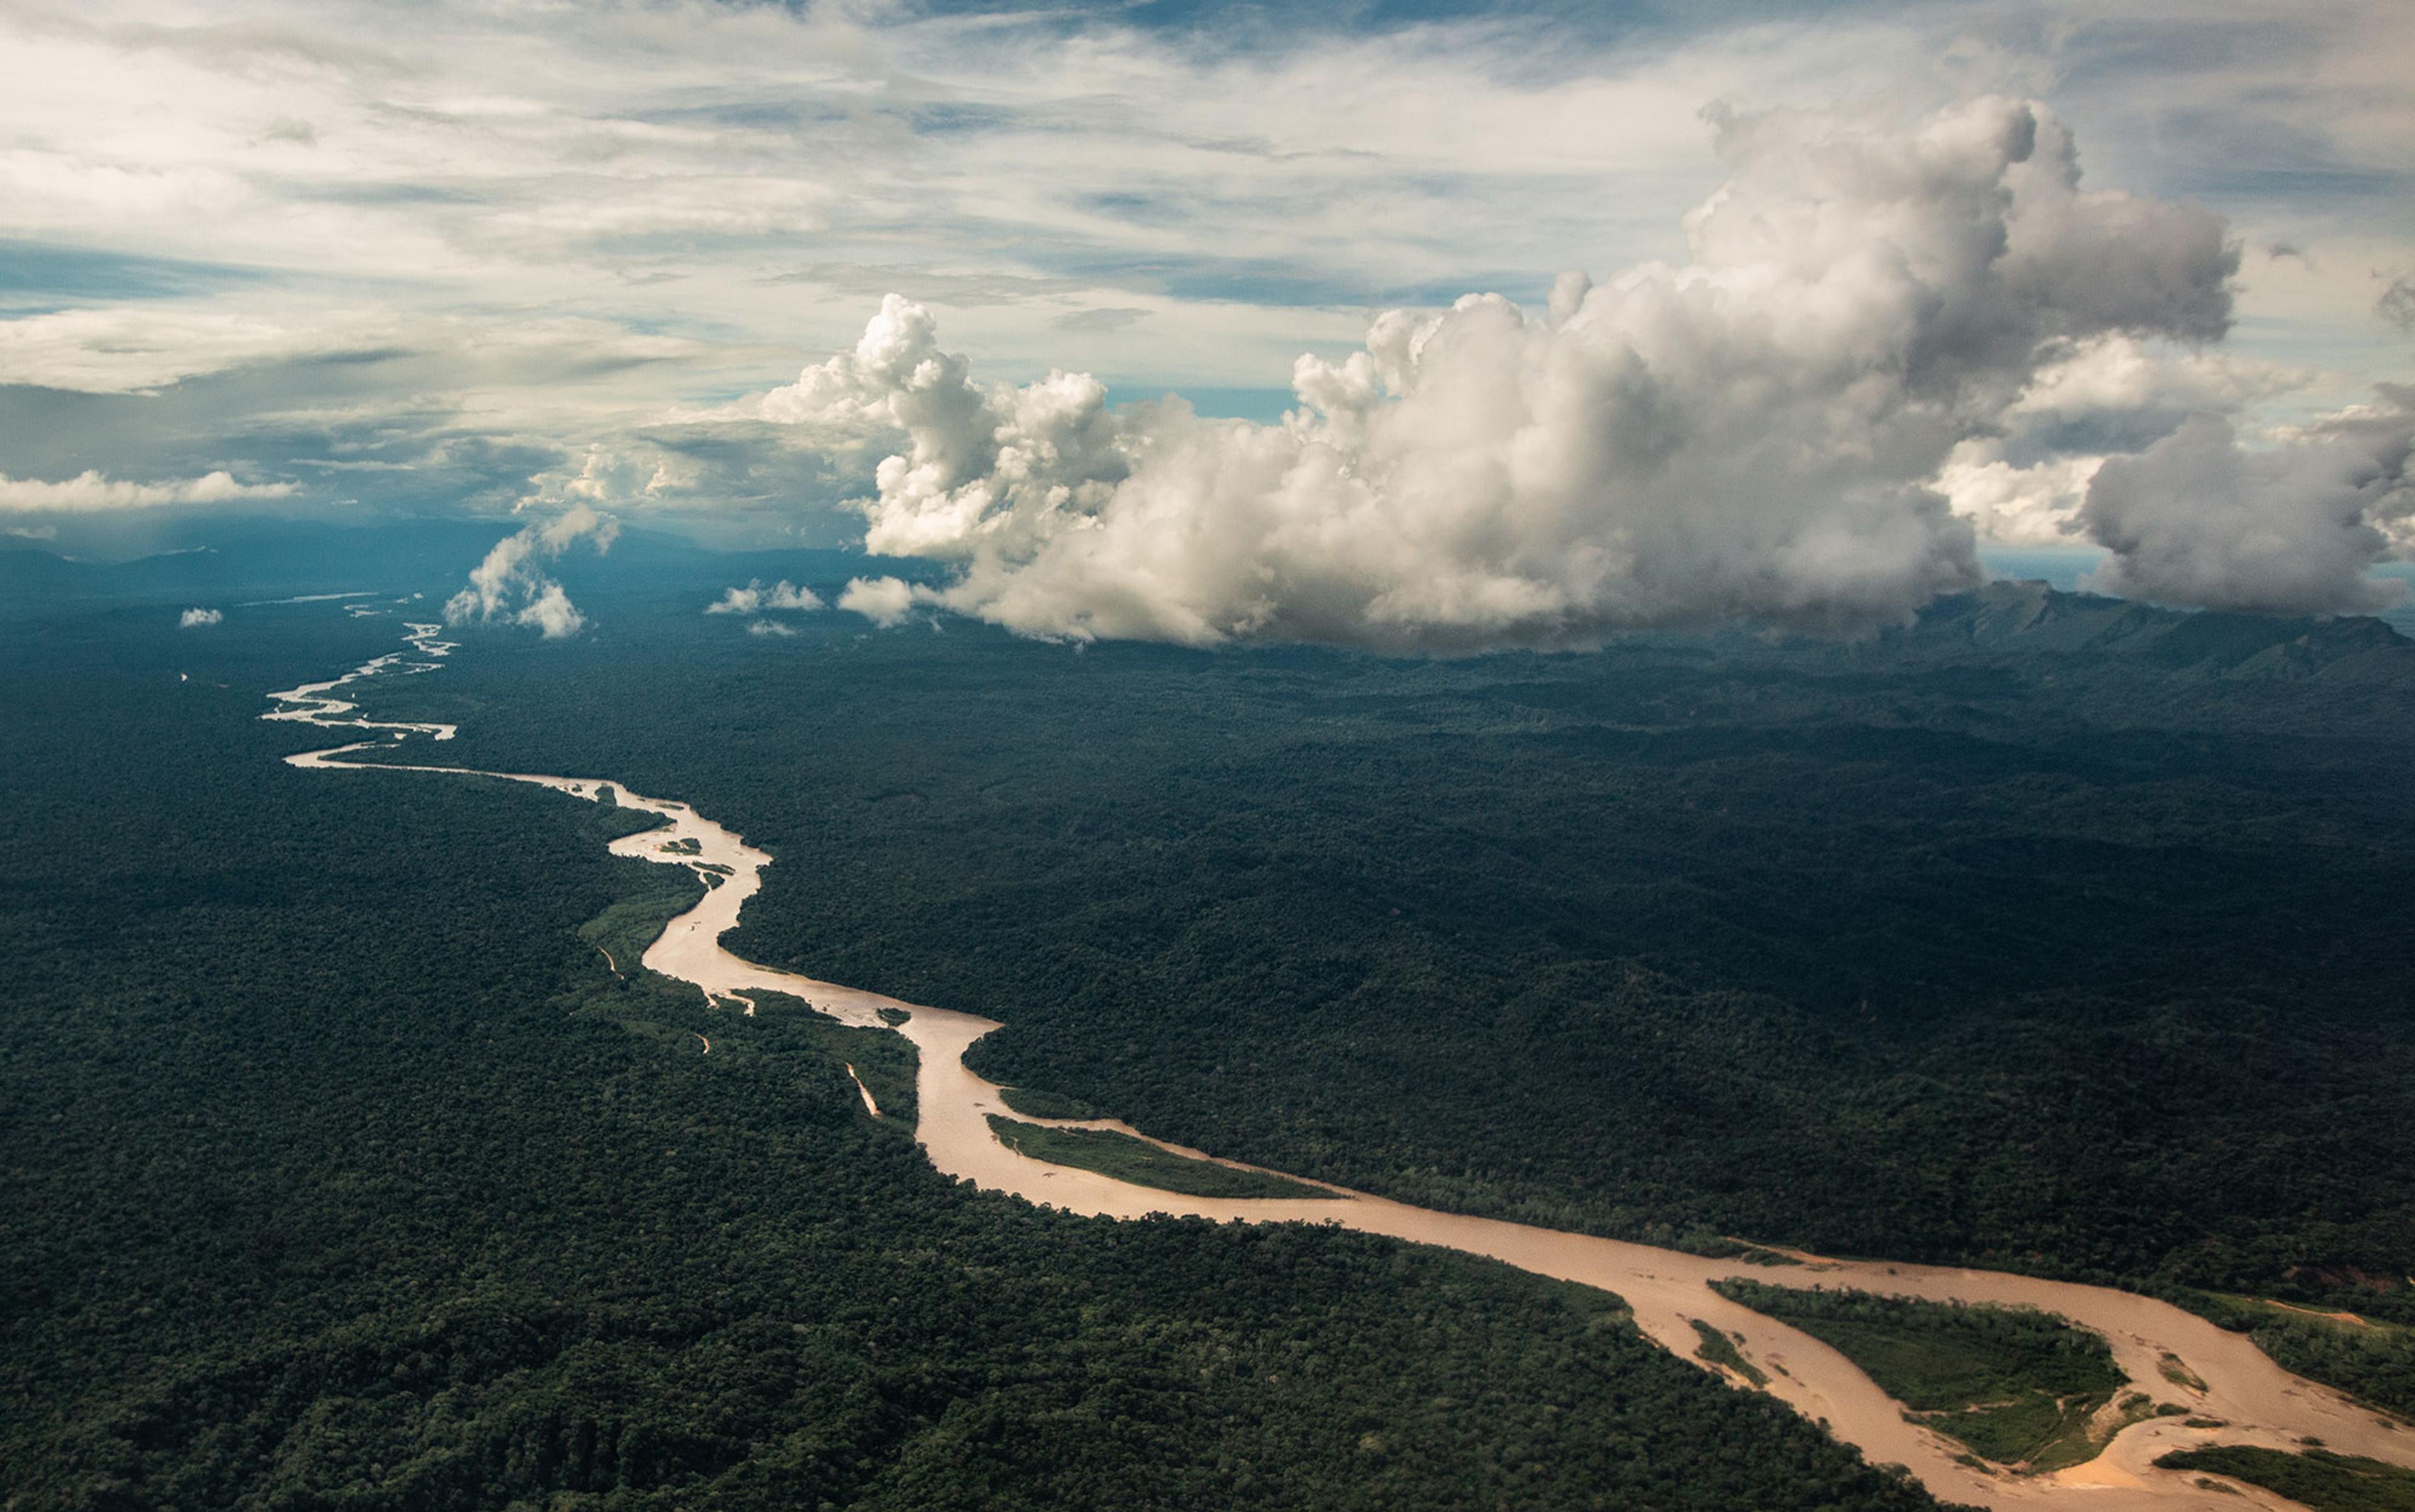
[0,470,295,514]
[764,97,2405,646]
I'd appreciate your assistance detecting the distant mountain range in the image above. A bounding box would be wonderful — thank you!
[6,519,2409,694]
[1894,580,2409,679]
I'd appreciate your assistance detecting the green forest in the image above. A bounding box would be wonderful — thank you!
[984,1117,1334,1200]
[355,574,2415,1367]
[2155,1446,2415,1512]
[0,603,1961,1509]
[12,557,2415,1503]
[1711,1282,2131,1470]
[2165,1293,2415,1421]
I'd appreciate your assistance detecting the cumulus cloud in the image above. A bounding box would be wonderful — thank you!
[6,0,2407,572]
[706,579,824,614]
[1931,335,2315,548]
[761,97,2242,649]
[747,618,799,637]
[518,445,706,513]
[1935,445,2106,547]
[2006,336,2305,442]
[178,607,223,628]
[0,470,295,513]
[511,582,586,639]
[442,504,619,638]
[838,575,921,628]
[2080,389,2415,614]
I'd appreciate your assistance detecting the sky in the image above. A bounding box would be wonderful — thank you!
[3,0,2411,647]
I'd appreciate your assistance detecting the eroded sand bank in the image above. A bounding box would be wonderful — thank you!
[267,630,2409,1512]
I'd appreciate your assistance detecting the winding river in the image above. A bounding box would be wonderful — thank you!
[268,623,2411,1512]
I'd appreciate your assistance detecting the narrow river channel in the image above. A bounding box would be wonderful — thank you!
[266,623,2411,1512]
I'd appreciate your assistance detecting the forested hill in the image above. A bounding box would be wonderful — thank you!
[1890,581,2410,682]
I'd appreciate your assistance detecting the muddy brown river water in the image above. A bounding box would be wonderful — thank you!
[267,625,2412,1512]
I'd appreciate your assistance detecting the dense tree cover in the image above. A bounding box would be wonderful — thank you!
[2154,1446,2415,1512]
[2171,1294,2415,1421]
[984,1118,1333,1200]
[1711,1282,2126,1469]
[368,577,2415,1348]
[0,605,1957,1511]
[996,1087,1099,1121]
[1690,1321,1768,1387]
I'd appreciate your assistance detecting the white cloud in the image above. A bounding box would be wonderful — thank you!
[746,618,798,637]
[837,575,921,628]
[517,443,706,513]
[1931,336,2321,548]
[2080,390,2414,614]
[513,581,586,639]
[0,469,294,514]
[3,0,2407,585]
[0,306,389,395]
[1936,445,2105,548]
[770,97,2241,649]
[441,503,618,638]
[177,606,223,627]
[2008,336,2306,428]
[706,579,824,614]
